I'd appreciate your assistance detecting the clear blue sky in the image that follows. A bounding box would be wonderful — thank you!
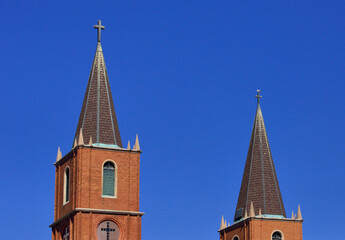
[0,1,344,239]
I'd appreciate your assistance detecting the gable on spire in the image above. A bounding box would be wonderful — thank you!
[234,90,286,221]
[74,20,123,148]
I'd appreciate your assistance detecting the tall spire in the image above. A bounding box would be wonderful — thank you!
[74,20,123,148]
[234,90,286,221]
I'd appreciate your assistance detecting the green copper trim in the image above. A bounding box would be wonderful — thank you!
[92,143,120,149]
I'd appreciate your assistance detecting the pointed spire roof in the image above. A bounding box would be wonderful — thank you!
[74,20,122,148]
[234,90,286,221]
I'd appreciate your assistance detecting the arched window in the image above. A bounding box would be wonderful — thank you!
[233,236,239,240]
[64,167,70,204]
[272,231,282,240]
[97,221,120,240]
[103,161,116,197]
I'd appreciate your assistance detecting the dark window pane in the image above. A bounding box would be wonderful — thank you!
[103,162,115,196]
[272,231,282,240]
[65,168,70,202]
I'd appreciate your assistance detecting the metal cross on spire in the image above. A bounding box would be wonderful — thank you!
[94,19,105,42]
[256,89,262,104]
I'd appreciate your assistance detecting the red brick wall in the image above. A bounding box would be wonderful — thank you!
[220,218,303,240]
[52,146,142,240]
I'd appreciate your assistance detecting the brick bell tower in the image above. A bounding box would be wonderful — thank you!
[50,20,144,240]
[219,90,303,240]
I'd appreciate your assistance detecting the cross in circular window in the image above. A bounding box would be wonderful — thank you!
[97,220,120,240]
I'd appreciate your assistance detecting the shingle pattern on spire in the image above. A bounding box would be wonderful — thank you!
[234,103,286,220]
[74,43,122,148]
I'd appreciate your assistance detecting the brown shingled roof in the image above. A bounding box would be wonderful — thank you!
[74,43,122,148]
[234,101,286,221]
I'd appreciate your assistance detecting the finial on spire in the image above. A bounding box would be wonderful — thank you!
[73,138,77,149]
[133,134,140,151]
[78,128,84,146]
[220,215,225,229]
[56,147,62,162]
[296,205,302,220]
[255,89,262,104]
[94,19,105,43]
[250,201,255,217]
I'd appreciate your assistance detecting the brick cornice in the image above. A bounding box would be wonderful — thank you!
[49,208,145,228]
[218,217,303,233]
[54,145,141,166]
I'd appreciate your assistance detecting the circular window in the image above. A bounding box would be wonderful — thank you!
[97,221,120,240]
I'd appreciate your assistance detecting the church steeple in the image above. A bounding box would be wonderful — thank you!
[51,21,143,239]
[74,20,123,148]
[234,90,286,221]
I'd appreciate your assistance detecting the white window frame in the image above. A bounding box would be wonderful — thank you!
[63,166,70,205]
[101,160,118,198]
[271,230,284,240]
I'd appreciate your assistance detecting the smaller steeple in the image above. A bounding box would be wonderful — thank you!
[234,90,286,221]
[74,20,123,148]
